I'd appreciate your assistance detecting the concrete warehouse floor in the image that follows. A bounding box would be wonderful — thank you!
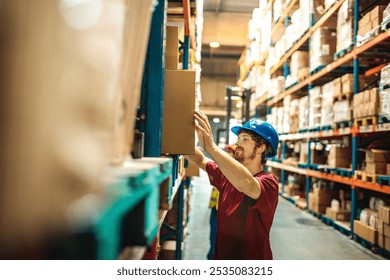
[183,170,386,260]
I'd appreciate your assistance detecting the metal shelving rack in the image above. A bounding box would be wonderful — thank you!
[138,0,198,260]
[243,0,390,255]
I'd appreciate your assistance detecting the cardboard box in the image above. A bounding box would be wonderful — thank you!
[327,146,351,168]
[326,207,351,221]
[387,164,390,175]
[161,70,196,155]
[379,206,390,224]
[341,73,354,94]
[370,5,386,22]
[165,25,179,70]
[378,220,390,237]
[370,88,379,103]
[185,160,200,177]
[158,240,184,259]
[365,150,390,163]
[354,220,378,245]
[378,234,390,250]
[333,77,342,96]
[365,162,387,174]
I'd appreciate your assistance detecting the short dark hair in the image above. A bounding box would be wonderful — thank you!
[239,129,268,165]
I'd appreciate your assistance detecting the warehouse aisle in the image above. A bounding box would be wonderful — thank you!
[183,170,386,260]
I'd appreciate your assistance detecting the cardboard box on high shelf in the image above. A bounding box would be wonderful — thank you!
[161,70,196,155]
[387,164,390,175]
[165,25,179,70]
[370,88,380,103]
[366,101,379,116]
[366,149,390,163]
[370,5,386,22]
[366,162,387,174]
[333,77,342,96]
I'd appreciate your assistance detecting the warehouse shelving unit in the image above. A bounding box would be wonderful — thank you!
[238,0,390,256]
[137,0,199,260]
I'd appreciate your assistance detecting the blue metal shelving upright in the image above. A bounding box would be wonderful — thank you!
[350,0,360,234]
[140,0,167,157]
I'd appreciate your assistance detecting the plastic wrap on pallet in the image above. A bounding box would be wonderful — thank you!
[379,89,390,115]
[273,0,286,24]
[384,3,390,19]
[380,63,390,90]
[336,0,353,53]
[277,107,284,133]
[321,81,334,127]
[269,76,285,97]
[299,95,309,129]
[290,99,300,134]
[290,51,309,84]
[261,10,272,54]
[309,27,337,72]
[333,100,352,122]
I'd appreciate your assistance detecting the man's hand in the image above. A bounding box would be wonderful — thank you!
[194,110,214,153]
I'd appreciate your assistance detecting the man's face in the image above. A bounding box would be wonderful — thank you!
[234,132,261,163]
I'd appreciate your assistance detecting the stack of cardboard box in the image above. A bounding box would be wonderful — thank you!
[308,184,339,215]
[320,80,334,127]
[353,88,380,119]
[378,206,390,251]
[309,27,337,72]
[308,86,322,129]
[327,146,351,168]
[358,5,387,37]
[365,149,390,176]
[325,190,351,222]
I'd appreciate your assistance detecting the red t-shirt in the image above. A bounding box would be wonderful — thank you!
[206,161,279,260]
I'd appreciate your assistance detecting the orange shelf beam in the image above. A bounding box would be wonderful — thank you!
[353,179,390,195]
[266,161,308,175]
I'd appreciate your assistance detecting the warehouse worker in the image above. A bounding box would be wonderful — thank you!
[185,110,279,260]
[207,144,236,260]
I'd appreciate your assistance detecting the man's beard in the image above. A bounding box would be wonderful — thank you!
[234,147,257,163]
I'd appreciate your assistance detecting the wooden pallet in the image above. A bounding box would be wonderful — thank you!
[354,170,364,180]
[334,120,352,129]
[364,172,378,183]
[354,115,378,127]
[333,92,353,102]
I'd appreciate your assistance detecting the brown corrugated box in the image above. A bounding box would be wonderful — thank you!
[366,150,390,163]
[378,220,390,237]
[327,146,351,168]
[387,164,390,175]
[354,220,378,244]
[378,234,390,251]
[365,162,387,174]
[161,70,196,155]
[186,160,200,177]
[326,207,351,221]
[378,206,390,224]
[165,25,179,70]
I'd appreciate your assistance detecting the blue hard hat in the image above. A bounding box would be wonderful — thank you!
[231,119,279,158]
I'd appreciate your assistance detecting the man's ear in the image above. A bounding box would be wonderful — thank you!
[257,144,266,154]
